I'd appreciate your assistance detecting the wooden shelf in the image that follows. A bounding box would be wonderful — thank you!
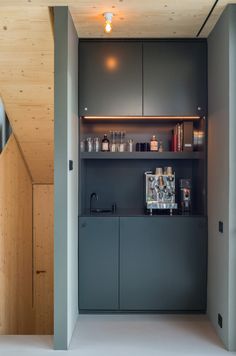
[80,152,204,160]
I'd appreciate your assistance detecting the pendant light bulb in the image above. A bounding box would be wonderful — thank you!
[104,12,113,33]
[105,20,112,33]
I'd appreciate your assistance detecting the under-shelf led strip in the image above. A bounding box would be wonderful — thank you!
[83,116,201,120]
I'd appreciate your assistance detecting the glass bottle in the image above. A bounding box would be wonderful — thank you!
[101,134,110,152]
[159,140,164,152]
[127,139,134,152]
[110,131,116,152]
[150,135,158,151]
[80,139,85,152]
[86,137,93,152]
[94,137,100,152]
[119,131,126,152]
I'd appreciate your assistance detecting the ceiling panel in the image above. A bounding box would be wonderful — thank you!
[1,0,236,38]
[0,1,208,37]
[70,0,211,38]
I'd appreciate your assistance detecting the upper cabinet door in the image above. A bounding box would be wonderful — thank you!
[79,41,142,116]
[143,41,207,116]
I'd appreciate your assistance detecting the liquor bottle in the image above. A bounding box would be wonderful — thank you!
[101,134,110,152]
[150,135,158,151]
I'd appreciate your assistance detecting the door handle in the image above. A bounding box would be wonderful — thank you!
[36,270,46,274]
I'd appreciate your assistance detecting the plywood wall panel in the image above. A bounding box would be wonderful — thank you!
[0,7,54,184]
[0,135,33,334]
[0,1,235,185]
[33,185,54,335]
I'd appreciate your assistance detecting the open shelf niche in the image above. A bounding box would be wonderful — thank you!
[79,116,206,217]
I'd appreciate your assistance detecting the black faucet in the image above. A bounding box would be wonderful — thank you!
[90,192,98,213]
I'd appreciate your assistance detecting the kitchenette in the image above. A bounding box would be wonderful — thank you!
[53,5,236,350]
[78,39,207,312]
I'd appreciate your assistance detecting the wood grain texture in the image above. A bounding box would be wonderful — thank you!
[0,135,33,334]
[70,0,212,38]
[0,7,54,184]
[33,185,54,335]
[1,1,236,38]
[0,1,235,185]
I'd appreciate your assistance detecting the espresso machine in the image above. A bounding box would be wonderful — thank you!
[145,167,178,215]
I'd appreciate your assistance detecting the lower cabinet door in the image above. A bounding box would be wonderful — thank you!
[120,217,207,311]
[79,217,119,310]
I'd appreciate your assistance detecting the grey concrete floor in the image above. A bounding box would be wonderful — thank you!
[0,315,235,355]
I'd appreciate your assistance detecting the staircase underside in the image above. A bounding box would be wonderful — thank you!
[0,7,54,183]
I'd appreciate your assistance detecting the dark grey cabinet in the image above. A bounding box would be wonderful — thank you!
[79,40,207,117]
[79,217,119,310]
[120,217,207,311]
[79,41,142,116]
[143,41,207,116]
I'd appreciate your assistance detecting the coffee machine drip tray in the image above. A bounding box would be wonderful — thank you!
[146,202,178,210]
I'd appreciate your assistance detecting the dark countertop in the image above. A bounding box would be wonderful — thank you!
[80,208,206,218]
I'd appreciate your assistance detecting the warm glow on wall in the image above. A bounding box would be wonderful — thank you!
[106,56,118,71]
[104,12,113,34]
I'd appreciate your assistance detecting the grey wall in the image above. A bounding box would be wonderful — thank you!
[228,6,236,349]
[208,4,236,351]
[54,7,79,350]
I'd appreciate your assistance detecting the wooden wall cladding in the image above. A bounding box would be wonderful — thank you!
[0,135,33,334]
[0,7,54,184]
[33,185,54,335]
